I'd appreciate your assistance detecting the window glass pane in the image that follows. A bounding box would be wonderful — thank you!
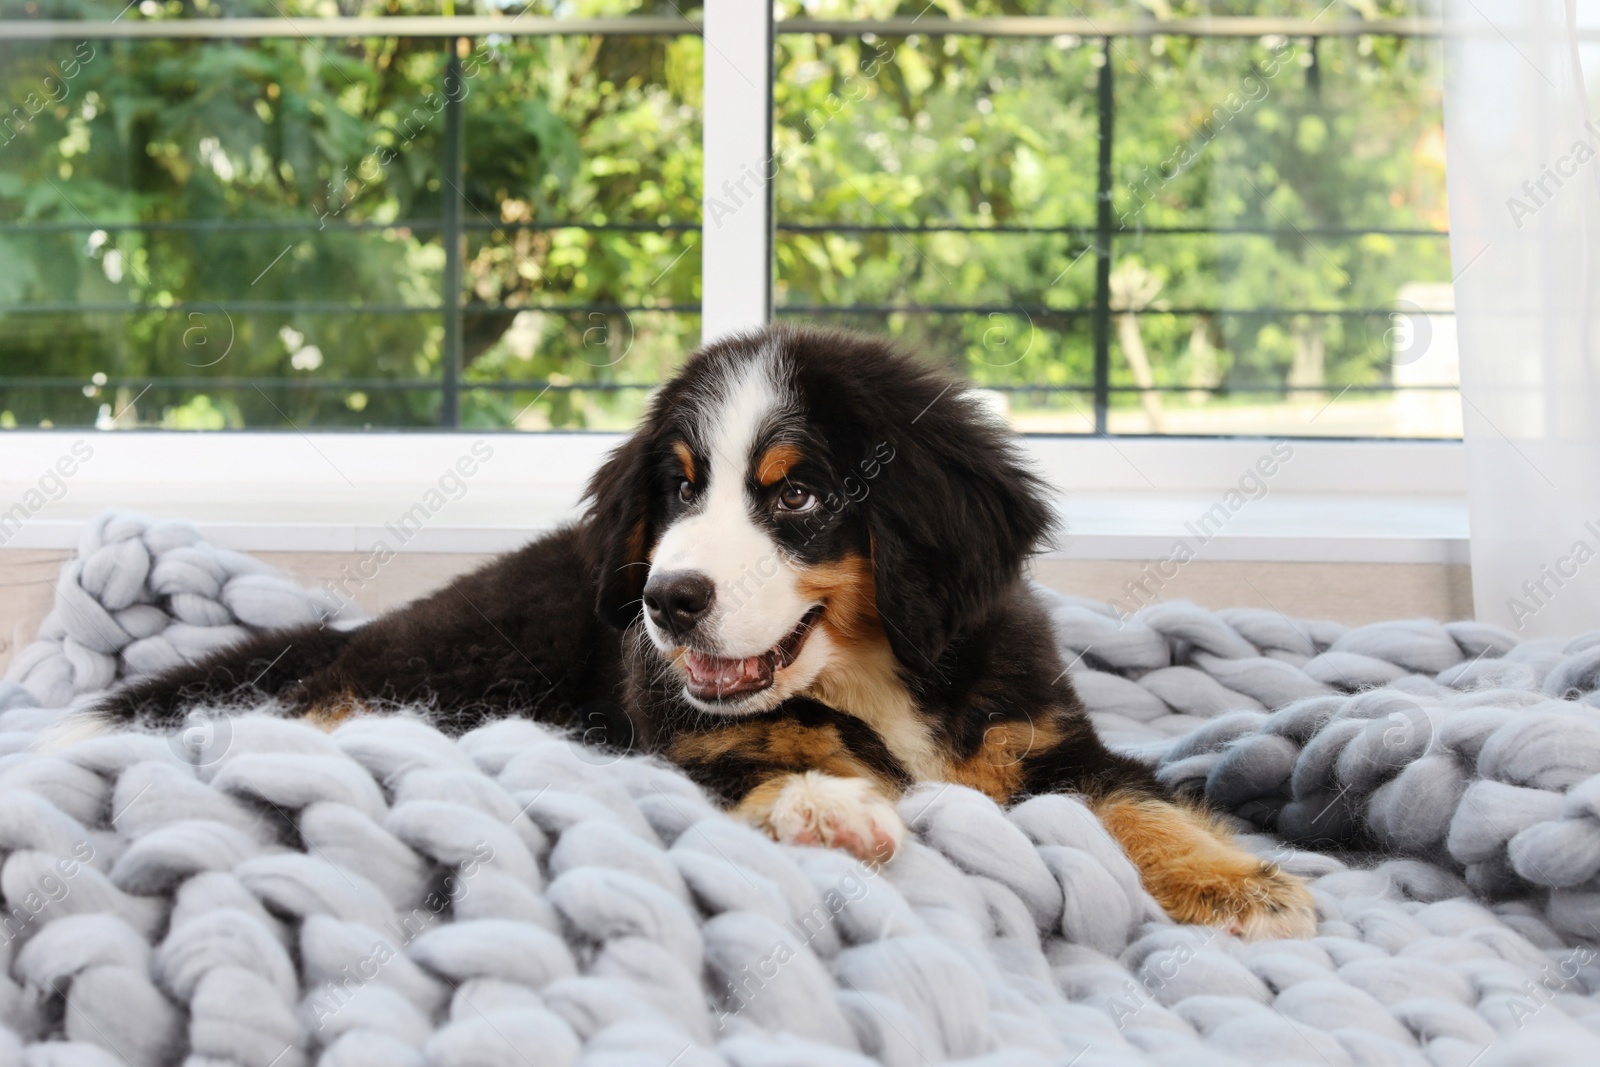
[4,5,1451,438]
[0,23,701,430]
[772,21,1451,438]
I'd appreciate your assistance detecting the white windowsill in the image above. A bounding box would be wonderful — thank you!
[0,432,1469,564]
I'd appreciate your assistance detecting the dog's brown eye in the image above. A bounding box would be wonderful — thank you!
[776,486,817,513]
[678,479,694,503]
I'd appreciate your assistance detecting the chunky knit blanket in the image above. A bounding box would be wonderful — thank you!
[3,513,1600,1067]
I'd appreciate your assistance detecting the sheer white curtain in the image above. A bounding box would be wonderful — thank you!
[1444,0,1600,636]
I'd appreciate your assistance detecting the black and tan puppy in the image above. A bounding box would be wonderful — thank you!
[91,324,1314,939]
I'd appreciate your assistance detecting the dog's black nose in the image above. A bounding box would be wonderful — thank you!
[643,571,715,636]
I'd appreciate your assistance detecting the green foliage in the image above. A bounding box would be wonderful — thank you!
[0,0,702,429]
[0,0,1447,433]
[771,3,1449,432]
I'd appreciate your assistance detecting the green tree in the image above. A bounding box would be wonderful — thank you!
[0,0,703,429]
[1,0,1449,434]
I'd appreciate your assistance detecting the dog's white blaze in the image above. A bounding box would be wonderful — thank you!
[647,354,816,670]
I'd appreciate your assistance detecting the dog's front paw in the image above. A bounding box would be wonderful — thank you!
[737,771,905,865]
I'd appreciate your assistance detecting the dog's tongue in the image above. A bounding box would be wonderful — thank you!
[682,649,773,699]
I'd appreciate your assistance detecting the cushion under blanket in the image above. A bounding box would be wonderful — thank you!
[1,512,1599,1067]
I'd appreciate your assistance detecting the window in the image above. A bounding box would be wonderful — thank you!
[771,12,1452,437]
[0,3,1453,438]
[1,8,701,432]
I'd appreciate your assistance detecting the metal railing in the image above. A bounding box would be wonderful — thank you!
[0,14,1450,433]
[774,20,1449,434]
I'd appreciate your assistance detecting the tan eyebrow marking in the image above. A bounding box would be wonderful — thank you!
[756,443,803,486]
[671,440,695,483]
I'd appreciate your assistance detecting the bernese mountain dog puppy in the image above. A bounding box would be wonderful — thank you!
[92,323,1314,939]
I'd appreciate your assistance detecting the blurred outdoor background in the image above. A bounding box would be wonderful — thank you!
[0,1,1456,436]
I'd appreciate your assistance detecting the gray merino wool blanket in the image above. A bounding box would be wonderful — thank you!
[4,516,1600,1066]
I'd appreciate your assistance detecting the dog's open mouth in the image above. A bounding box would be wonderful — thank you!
[680,606,823,702]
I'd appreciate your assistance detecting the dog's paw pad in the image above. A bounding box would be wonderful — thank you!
[743,772,905,865]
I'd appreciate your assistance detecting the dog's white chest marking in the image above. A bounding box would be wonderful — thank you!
[809,640,946,782]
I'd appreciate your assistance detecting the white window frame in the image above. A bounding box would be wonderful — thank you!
[0,7,1462,563]
[701,0,773,340]
[0,432,1467,566]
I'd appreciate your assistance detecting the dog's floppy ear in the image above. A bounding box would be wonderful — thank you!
[864,390,1056,671]
[581,431,657,629]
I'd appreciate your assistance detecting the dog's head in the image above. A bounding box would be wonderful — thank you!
[582,324,1055,715]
